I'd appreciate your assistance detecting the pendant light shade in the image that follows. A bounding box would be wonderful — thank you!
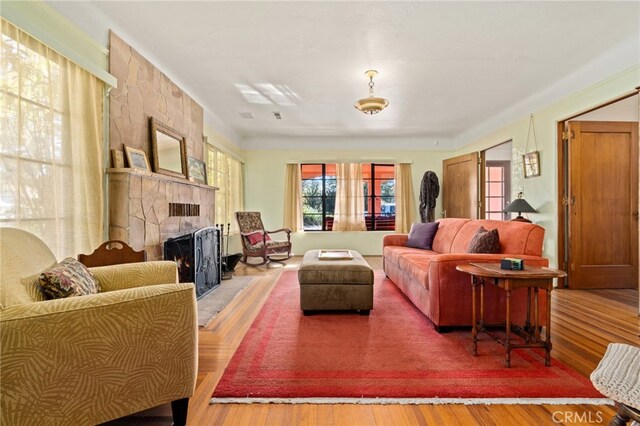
[354,70,389,115]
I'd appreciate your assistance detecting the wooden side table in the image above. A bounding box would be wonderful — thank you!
[456,263,566,367]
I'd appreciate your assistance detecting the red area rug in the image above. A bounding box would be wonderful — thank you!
[211,270,604,403]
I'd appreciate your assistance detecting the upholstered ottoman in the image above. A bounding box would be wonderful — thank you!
[298,250,374,315]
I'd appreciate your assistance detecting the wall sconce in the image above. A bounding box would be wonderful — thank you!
[503,190,537,223]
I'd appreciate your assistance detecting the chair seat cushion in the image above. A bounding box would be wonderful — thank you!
[590,343,640,410]
[39,258,101,299]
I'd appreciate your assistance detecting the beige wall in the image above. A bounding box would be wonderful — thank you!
[242,149,453,255]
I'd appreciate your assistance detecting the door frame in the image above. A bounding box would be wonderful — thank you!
[556,88,640,288]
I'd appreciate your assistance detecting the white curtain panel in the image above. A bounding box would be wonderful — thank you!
[333,163,366,231]
[0,18,104,259]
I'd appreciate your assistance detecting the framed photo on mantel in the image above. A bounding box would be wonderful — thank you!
[523,151,540,178]
[188,156,207,184]
[124,145,151,172]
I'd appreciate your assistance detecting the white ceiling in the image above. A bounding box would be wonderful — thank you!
[47,1,640,149]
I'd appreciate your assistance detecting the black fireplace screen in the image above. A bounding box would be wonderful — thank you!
[163,227,221,298]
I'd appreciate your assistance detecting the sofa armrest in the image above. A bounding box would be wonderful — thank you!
[383,233,409,248]
[89,260,178,292]
[0,283,197,425]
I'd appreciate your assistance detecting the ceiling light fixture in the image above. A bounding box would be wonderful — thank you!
[354,70,389,115]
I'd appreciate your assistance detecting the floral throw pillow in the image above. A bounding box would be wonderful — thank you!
[467,226,500,254]
[39,257,101,299]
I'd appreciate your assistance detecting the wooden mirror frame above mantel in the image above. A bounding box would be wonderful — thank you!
[150,117,189,180]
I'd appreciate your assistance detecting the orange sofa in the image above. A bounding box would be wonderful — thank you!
[383,218,549,331]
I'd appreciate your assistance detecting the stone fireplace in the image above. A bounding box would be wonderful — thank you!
[108,169,216,260]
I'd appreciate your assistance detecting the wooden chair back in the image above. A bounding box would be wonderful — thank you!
[78,240,146,267]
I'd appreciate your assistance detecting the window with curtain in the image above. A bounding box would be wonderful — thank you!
[300,163,395,231]
[0,18,104,259]
[206,144,244,232]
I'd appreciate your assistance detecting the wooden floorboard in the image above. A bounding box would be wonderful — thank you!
[110,256,638,425]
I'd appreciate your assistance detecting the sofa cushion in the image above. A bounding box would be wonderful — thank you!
[39,257,101,299]
[406,222,439,250]
[432,219,469,254]
[449,220,544,255]
[384,246,438,267]
[467,226,500,254]
[398,255,432,290]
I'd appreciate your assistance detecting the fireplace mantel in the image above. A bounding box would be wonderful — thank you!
[107,168,218,260]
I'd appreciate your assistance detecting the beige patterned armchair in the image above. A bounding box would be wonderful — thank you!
[0,228,198,426]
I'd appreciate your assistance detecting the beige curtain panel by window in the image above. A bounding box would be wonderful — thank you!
[333,163,366,231]
[283,163,302,231]
[395,163,416,233]
[0,19,104,259]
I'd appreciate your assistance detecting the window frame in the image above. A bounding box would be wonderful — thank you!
[301,163,335,231]
[363,163,395,231]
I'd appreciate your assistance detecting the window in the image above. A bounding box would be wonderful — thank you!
[0,19,104,258]
[362,163,395,230]
[206,145,244,232]
[301,164,336,230]
[485,161,511,220]
[301,163,395,231]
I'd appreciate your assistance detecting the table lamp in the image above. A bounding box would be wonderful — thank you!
[503,191,537,223]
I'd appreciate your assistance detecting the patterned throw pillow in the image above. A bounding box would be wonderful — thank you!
[39,257,101,299]
[467,226,500,254]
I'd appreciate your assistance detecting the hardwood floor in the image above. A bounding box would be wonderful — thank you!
[110,257,639,426]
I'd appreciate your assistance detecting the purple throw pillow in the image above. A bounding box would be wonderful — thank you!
[406,222,439,250]
[467,226,500,254]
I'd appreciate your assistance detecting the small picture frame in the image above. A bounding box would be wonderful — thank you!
[124,145,151,172]
[188,156,207,184]
[111,149,125,168]
[523,151,540,178]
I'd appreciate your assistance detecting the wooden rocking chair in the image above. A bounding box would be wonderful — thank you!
[236,211,292,266]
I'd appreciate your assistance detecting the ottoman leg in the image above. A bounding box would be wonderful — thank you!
[303,310,313,316]
[358,310,370,316]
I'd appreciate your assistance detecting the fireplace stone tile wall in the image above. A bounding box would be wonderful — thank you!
[108,169,216,260]
[109,31,204,162]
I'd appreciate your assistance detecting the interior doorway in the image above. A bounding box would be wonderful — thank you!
[483,141,512,220]
[557,93,639,290]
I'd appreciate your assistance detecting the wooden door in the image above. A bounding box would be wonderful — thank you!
[567,121,638,289]
[442,152,480,219]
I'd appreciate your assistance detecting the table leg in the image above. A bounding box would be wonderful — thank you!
[471,276,478,356]
[545,283,552,367]
[524,287,532,342]
[533,287,540,342]
[505,286,512,368]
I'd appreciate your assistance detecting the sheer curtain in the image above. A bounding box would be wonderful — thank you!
[395,163,416,233]
[333,163,366,231]
[0,18,104,258]
[206,145,244,233]
[283,163,302,231]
